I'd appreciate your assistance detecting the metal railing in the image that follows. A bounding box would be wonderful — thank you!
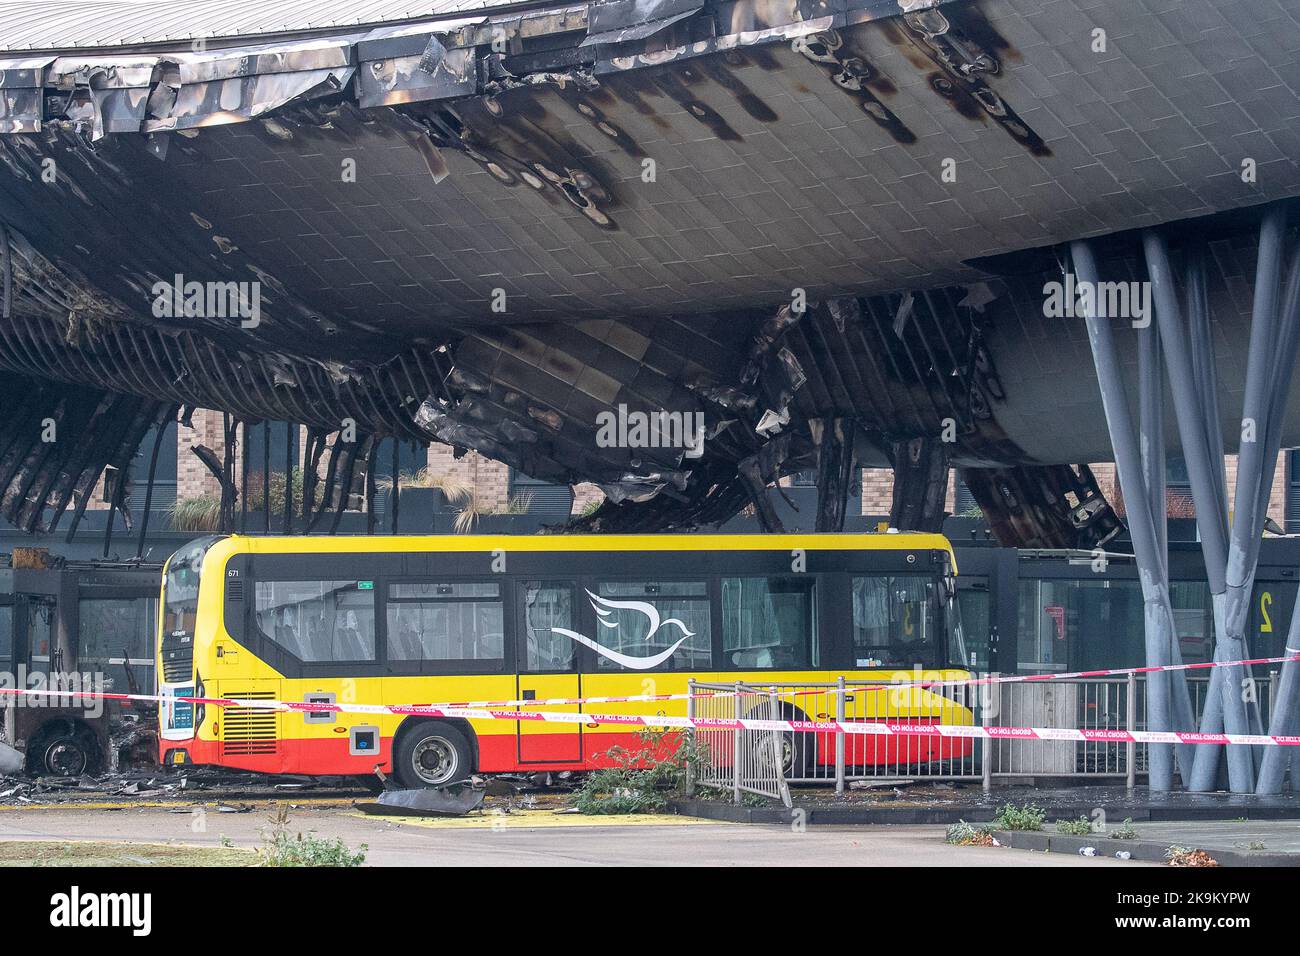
[688,681,791,807]
[686,669,1286,800]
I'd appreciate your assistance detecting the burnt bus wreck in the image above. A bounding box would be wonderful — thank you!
[0,0,1297,547]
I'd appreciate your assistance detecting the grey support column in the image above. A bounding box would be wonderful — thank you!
[1073,239,1184,790]
[1256,242,1300,793]
[1145,231,1238,790]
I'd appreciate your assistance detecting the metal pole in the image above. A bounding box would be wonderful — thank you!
[262,421,271,534]
[1186,249,1229,519]
[135,412,171,558]
[390,438,401,535]
[733,682,742,806]
[1145,231,1241,789]
[1137,313,1198,778]
[282,421,293,533]
[1218,208,1290,790]
[239,420,249,534]
[686,679,696,797]
[835,676,846,795]
[1126,671,1137,792]
[1073,239,1178,790]
[1139,321,1167,559]
[982,672,995,794]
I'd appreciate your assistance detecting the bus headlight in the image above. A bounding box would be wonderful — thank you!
[194,679,206,732]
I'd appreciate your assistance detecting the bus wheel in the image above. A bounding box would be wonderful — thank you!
[28,725,99,777]
[394,722,473,788]
[779,709,814,780]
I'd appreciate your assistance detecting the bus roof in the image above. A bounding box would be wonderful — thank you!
[203,531,955,561]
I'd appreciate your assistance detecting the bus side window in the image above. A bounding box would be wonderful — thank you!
[850,576,937,668]
[721,577,815,669]
[386,582,504,668]
[254,580,376,663]
[521,582,575,672]
[590,581,712,670]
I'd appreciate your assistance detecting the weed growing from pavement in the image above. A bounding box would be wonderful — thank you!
[945,821,996,847]
[1055,816,1094,835]
[993,802,1045,831]
[259,832,367,867]
[257,801,366,866]
[1109,818,1139,840]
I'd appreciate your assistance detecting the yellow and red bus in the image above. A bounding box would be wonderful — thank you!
[157,533,972,787]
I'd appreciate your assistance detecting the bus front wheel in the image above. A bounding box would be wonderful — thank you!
[393,722,473,789]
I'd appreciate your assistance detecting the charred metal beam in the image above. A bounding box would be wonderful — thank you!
[960,464,1121,549]
[888,436,948,532]
[813,417,854,533]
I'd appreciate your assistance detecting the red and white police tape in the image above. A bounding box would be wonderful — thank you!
[0,653,1297,747]
[0,652,1296,713]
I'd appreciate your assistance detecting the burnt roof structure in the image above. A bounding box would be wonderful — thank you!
[0,0,1298,543]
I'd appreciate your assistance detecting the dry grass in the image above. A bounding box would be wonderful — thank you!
[0,840,255,867]
[452,491,534,533]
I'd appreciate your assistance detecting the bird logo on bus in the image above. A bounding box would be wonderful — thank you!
[551,590,695,669]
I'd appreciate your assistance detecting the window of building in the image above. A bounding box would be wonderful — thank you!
[79,597,158,693]
[1287,450,1300,534]
[851,576,939,668]
[0,603,11,667]
[1015,578,1213,674]
[592,581,712,670]
[721,576,816,668]
[255,580,376,662]
[386,582,504,663]
[521,582,575,671]
[130,420,178,513]
[508,469,572,517]
[954,586,990,670]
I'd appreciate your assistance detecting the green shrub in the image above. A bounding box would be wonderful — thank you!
[574,727,708,815]
[1055,816,1094,836]
[259,832,366,867]
[993,802,1045,831]
[945,820,996,846]
[1110,818,1139,840]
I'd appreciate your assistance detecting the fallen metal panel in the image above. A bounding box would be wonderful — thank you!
[357,47,477,107]
[0,55,53,133]
[580,8,701,46]
[167,35,359,84]
[50,55,160,138]
[144,66,355,131]
[357,786,486,816]
[355,16,488,59]
[595,0,838,72]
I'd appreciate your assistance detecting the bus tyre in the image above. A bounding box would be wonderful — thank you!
[394,722,473,788]
[780,708,814,780]
[27,724,99,777]
[781,731,814,780]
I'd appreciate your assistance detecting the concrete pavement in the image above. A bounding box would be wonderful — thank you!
[0,805,1154,866]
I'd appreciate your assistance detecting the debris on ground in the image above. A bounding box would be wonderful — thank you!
[0,766,369,806]
[356,785,486,818]
[110,715,158,771]
[1166,846,1220,867]
[0,741,23,776]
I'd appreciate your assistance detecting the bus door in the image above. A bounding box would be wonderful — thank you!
[516,581,582,764]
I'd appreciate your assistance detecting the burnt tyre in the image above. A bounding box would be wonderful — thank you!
[27,724,100,777]
[393,721,473,788]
